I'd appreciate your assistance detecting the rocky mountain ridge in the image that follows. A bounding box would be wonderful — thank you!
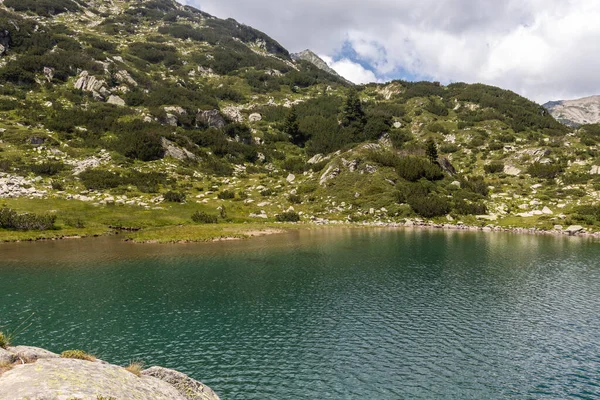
[544,95,600,127]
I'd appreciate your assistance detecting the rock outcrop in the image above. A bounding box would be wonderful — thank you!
[0,346,220,400]
[196,110,226,129]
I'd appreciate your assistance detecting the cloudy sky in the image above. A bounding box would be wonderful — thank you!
[182,0,600,104]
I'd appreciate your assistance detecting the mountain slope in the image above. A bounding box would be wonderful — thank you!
[544,95,600,127]
[1,0,600,240]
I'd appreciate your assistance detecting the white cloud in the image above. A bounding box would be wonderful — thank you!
[184,0,600,103]
[320,55,378,84]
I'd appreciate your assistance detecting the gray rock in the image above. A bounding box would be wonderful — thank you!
[197,110,226,129]
[142,366,220,400]
[504,165,521,176]
[161,138,197,160]
[7,346,58,363]
[248,113,262,122]
[286,174,296,183]
[165,113,179,127]
[565,225,584,235]
[307,154,325,164]
[0,358,189,400]
[107,95,126,106]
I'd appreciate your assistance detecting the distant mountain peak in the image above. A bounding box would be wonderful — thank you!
[544,95,600,127]
[291,49,352,84]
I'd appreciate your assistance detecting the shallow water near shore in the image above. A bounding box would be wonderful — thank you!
[1,228,600,399]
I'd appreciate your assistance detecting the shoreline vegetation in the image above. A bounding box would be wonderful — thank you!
[0,219,597,244]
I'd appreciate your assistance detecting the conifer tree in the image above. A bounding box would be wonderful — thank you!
[284,107,306,146]
[426,138,439,164]
[341,89,367,136]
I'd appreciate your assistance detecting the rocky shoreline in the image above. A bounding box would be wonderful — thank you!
[0,345,220,400]
[348,220,599,238]
[1,219,599,245]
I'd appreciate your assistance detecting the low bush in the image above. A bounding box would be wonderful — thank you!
[289,194,302,204]
[397,157,444,182]
[282,157,307,174]
[217,190,236,200]
[79,170,124,190]
[483,162,504,174]
[191,211,218,224]
[527,162,563,179]
[163,191,186,203]
[453,199,487,215]
[29,161,65,176]
[407,194,451,218]
[276,211,300,222]
[0,331,8,348]
[0,208,56,231]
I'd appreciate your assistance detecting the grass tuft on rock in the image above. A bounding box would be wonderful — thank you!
[125,362,144,377]
[0,332,8,349]
[61,350,96,361]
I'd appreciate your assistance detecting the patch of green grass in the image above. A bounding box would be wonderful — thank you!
[126,223,294,243]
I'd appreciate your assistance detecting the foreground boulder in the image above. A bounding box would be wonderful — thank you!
[0,347,220,400]
[142,366,220,400]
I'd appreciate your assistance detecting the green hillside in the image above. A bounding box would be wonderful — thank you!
[1,0,599,241]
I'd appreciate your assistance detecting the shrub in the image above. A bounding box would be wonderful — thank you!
[397,157,444,182]
[453,199,487,215]
[128,171,166,193]
[79,170,124,190]
[527,162,563,179]
[4,0,80,16]
[282,157,307,173]
[201,158,233,177]
[440,143,459,154]
[484,162,505,174]
[289,194,302,204]
[0,208,56,231]
[29,161,65,176]
[61,350,95,361]
[217,190,236,200]
[117,131,165,162]
[276,211,300,222]
[164,191,186,203]
[191,211,218,224]
[408,194,451,218]
[260,188,274,197]
[0,331,8,348]
[389,129,412,149]
[51,180,64,191]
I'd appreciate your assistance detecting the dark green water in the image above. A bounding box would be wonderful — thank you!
[1,228,600,399]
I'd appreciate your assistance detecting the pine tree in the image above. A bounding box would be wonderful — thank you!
[284,107,305,146]
[341,89,366,134]
[426,138,439,164]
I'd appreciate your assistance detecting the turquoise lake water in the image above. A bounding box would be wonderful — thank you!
[1,228,599,399]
